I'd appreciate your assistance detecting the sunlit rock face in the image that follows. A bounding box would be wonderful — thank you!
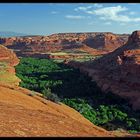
[67,31,140,111]
[0,44,19,66]
[0,32,129,57]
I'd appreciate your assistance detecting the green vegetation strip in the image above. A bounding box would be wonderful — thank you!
[15,57,140,133]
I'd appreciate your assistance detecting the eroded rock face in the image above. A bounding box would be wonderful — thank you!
[0,45,20,87]
[0,32,129,57]
[0,45,19,66]
[68,31,140,111]
[83,33,128,52]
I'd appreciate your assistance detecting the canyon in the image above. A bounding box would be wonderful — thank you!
[0,30,140,137]
[0,44,116,137]
[67,30,140,111]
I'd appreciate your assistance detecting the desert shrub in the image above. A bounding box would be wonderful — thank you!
[42,87,60,104]
[62,98,140,131]
[128,130,138,134]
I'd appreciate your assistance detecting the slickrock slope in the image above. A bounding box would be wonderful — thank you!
[0,42,115,137]
[68,31,140,111]
[0,32,129,57]
[0,45,20,87]
[0,86,115,137]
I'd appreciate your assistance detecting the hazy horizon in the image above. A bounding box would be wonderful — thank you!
[0,30,131,37]
[0,3,140,35]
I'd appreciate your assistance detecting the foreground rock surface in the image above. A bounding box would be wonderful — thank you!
[0,85,115,137]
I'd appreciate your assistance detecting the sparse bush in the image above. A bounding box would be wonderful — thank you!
[28,91,36,96]
[128,130,138,134]
[42,88,60,104]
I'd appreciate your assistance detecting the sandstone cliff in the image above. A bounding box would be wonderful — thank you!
[68,31,140,111]
[83,33,128,52]
[0,44,19,66]
[0,32,129,57]
[0,45,20,87]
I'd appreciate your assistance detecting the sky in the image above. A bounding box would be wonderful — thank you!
[0,3,140,35]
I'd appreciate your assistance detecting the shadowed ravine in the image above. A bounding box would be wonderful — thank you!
[15,57,140,133]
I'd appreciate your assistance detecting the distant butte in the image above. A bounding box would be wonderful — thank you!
[0,32,129,57]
